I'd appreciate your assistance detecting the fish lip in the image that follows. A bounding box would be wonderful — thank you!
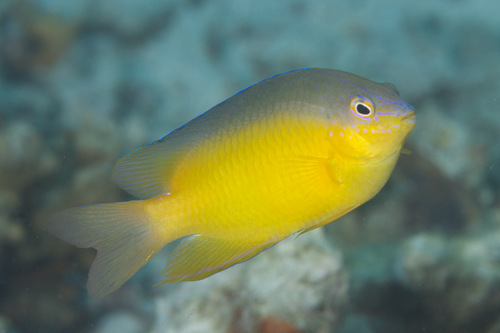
[401,109,416,123]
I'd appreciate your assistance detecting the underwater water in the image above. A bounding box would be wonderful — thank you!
[0,0,499,332]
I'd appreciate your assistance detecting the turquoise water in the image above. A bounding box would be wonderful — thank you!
[0,0,499,332]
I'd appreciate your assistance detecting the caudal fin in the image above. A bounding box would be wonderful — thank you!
[46,201,163,298]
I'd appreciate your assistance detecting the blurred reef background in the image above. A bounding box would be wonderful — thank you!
[1,0,500,332]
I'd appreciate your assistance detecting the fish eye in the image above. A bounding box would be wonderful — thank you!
[350,97,375,118]
[355,103,371,115]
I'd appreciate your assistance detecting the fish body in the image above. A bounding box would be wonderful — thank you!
[48,68,416,297]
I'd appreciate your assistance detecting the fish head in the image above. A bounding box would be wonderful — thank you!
[326,77,416,164]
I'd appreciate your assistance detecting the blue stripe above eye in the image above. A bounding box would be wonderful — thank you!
[314,69,412,110]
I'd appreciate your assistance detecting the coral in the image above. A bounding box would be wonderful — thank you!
[0,1,78,76]
[150,230,348,333]
[397,232,500,332]
[256,316,304,333]
[1,0,500,332]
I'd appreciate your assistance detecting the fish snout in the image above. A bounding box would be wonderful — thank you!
[400,108,416,124]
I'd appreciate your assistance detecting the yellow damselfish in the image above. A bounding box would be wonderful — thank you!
[48,68,416,298]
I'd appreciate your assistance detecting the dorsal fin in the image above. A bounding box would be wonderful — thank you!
[112,133,192,199]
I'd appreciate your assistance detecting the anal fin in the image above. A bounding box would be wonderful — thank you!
[297,204,359,237]
[157,235,280,283]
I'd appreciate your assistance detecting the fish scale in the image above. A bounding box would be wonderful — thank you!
[47,68,415,297]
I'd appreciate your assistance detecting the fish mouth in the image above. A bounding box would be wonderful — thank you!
[401,110,416,124]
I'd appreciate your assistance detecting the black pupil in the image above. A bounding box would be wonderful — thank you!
[356,103,371,115]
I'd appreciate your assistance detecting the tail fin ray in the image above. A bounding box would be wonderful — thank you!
[47,201,162,298]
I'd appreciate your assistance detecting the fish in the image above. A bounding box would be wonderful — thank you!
[47,68,416,298]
